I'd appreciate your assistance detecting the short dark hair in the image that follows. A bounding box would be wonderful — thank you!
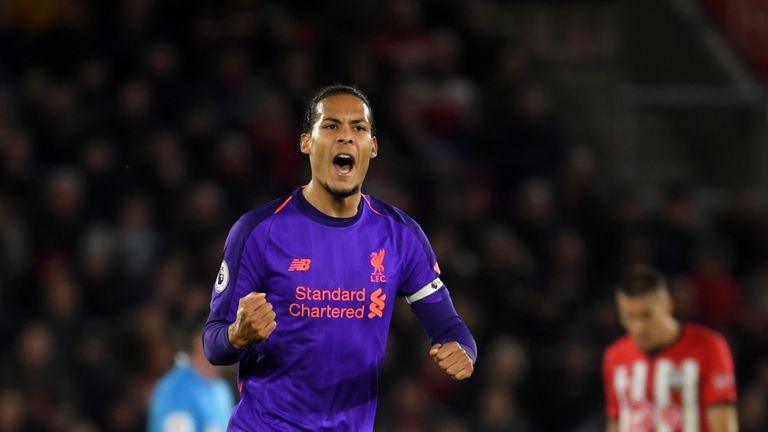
[616,265,668,296]
[302,84,374,134]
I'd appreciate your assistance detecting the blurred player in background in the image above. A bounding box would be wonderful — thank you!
[149,325,235,432]
[603,265,738,432]
[203,84,477,431]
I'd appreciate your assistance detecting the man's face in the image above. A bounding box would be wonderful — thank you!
[300,94,377,198]
[616,291,673,352]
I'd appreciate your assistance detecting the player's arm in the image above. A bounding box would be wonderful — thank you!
[203,217,275,365]
[203,319,241,365]
[602,349,620,432]
[396,213,476,380]
[203,291,277,365]
[409,288,477,381]
[706,404,738,432]
[227,292,276,349]
[701,333,738,432]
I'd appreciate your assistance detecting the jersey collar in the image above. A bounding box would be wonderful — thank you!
[293,188,365,227]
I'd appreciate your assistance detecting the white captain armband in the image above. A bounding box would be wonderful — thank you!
[405,277,444,304]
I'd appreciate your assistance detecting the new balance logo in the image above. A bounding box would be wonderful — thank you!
[288,258,311,271]
[368,288,386,318]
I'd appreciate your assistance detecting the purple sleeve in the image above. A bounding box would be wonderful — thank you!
[410,288,477,363]
[203,205,275,365]
[391,211,441,300]
[203,321,243,365]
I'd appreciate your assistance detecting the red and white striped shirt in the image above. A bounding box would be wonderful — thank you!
[603,324,737,432]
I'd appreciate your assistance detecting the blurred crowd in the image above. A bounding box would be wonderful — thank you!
[1,0,767,431]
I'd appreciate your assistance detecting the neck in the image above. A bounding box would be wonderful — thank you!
[302,181,361,218]
[654,318,682,352]
[664,318,681,343]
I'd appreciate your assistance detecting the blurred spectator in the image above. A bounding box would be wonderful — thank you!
[34,166,87,260]
[739,385,768,432]
[41,265,83,358]
[79,137,120,219]
[716,188,768,278]
[488,85,567,192]
[1,128,36,186]
[115,194,159,281]
[475,385,531,432]
[513,178,559,267]
[483,336,528,390]
[1,322,77,431]
[371,0,431,75]
[148,324,234,432]
[685,241,743,328]
[653,183,699,276]
[0,190,31,284]
[0,389,26,432]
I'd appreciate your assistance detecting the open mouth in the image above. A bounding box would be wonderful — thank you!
[332,154,355,176]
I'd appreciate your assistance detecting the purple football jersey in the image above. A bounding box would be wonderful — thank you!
[206,188,446,431]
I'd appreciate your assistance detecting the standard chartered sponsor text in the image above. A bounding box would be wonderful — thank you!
[290,286,369,319]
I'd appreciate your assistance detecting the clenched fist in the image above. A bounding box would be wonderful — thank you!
[228,292,277,349]
[429,342,474,381]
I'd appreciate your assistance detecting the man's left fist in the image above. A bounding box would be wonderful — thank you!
[429,341,474,381]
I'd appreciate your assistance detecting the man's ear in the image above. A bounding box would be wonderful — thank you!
[300,133,311,154]
[371,136,378,159]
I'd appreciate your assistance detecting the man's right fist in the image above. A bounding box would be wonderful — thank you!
[228,292,277,349]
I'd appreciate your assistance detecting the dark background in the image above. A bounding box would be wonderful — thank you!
[1,0,767,431]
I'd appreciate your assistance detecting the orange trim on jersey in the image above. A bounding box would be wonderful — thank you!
[239,381,244,393]
[274,195,293,214]
[362,195,381,215]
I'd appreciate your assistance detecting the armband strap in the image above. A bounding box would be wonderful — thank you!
[405,277,444,304]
